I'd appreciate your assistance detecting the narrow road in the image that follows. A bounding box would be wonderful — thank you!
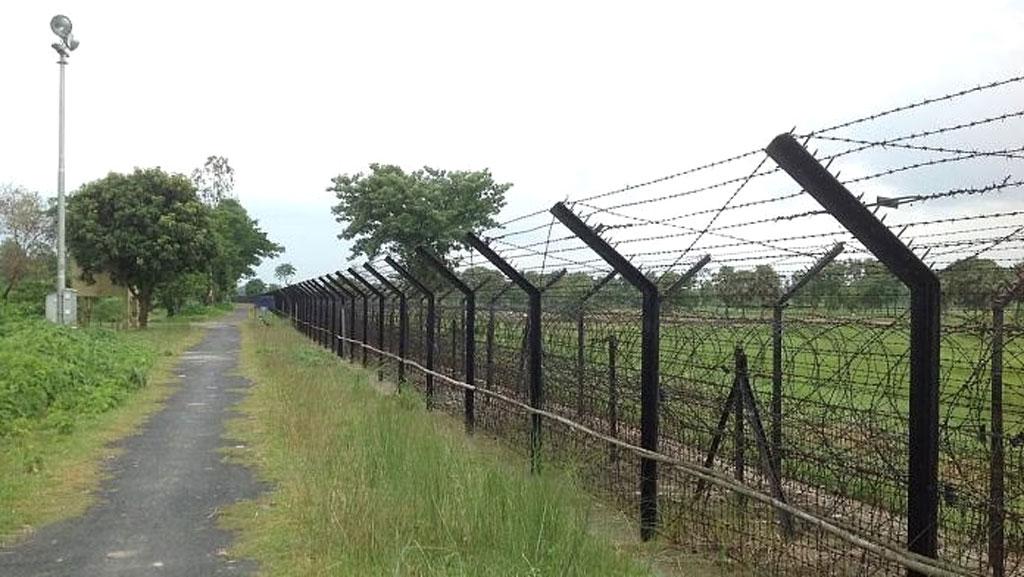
[0,309,261,576]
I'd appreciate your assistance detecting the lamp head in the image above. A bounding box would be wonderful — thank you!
[67,36,80,51]
[50,15,72,40]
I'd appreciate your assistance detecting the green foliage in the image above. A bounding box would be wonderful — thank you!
[330,164,509,265]
[1,278,53,317]
[67,168,217,327]
[940,257,1010,308]
[273,263,295,286]
[713,265,781,309]
[156,272,209,317]
[208,199,282,301]
[191,155,235,206]
[0,184,53,300]
[91,296,126,324]
[242,278,267,296]
[0,316,154,438]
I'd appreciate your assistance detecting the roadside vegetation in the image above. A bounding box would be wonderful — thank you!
[0,303,230,544]
[223,314,659,577]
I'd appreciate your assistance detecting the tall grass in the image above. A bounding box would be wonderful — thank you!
[225,316,653,577]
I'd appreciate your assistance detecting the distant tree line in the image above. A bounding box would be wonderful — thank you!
[442,257,1022,315]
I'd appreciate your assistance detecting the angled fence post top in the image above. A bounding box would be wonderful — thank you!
[415,247,473,295]
[765,134,938,290]
[334,271,365,297]
[364,262,402,295]
[777,242,845,306]
[663,254,712,298]
[324,274,353,298]
[384,256,434,295]
[348,267,383,297]
[549,201,657,295]
[464,232,539,295]
[315,277,342,298]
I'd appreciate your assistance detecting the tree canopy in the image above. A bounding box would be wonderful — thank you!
[0,184,53,300]
[329,164,509,265]
[191,155,235,206]
[274,263,296,286]
[67,168,217,327]
[208,198,283,301]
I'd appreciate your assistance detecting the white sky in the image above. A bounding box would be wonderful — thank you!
[1,1,1022,282]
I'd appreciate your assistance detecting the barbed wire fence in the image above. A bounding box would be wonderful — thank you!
[272,74,1024,577]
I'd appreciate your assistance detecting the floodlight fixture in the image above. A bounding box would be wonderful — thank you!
[50,15,72,40]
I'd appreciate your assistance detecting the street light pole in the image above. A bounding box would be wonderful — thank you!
[56,47,67,324]
[49,15,78,325]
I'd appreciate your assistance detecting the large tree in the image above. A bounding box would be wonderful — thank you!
[67,168,216,327]
[208,198,282,301]
[0,184,53,300]
[329,164,509,265]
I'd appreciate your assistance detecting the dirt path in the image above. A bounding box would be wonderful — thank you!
[0,309,262,576]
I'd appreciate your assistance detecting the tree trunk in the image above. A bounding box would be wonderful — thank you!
[138,294,151,328]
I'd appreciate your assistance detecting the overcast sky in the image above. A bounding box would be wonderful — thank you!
[1,1,1022,282]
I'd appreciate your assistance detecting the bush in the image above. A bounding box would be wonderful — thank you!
[91,296,126,324]
[0,316,154,437]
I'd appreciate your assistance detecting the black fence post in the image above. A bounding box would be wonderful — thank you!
[767,133,941,571]
[324,275,354,360]
[315,277,343,354]
[348,268,386,381]
[337,272,369,367]
[608,334,619,467]
[297,282,314,338]
[989,274,1024,577]
[292,283,306,334]
[416,248,478,433]
[550,201,661,541]
[365,263,408,389]
[385,257,436,407]
[465,233,544,473]
[990,302,1006,577]
[771,242,844,477]
[313,277,335,348]
[485,282,514,392]
[567,270,618,419]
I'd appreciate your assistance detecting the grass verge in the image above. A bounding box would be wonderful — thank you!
[0,306,231,545]
[223,314,663,577]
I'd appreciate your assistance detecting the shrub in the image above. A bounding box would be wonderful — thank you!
[0,316,154,437]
